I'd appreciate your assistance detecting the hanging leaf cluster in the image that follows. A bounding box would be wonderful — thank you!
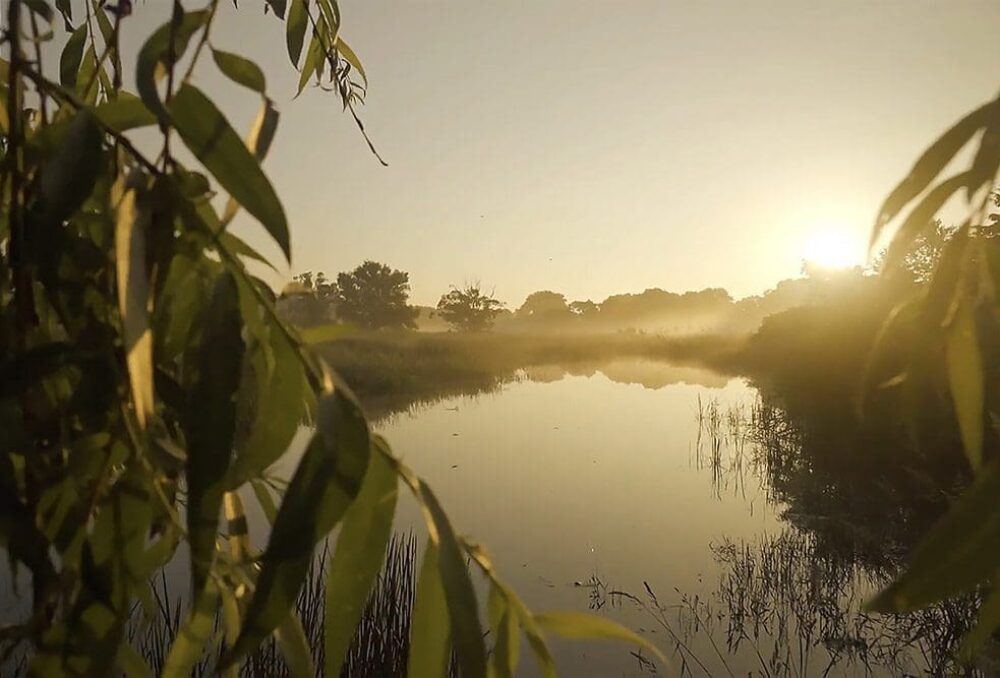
[0,1,658,675]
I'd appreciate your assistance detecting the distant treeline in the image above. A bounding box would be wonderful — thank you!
[279,259,887,336]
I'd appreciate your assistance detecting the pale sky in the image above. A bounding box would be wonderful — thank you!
[108,2,1000,305]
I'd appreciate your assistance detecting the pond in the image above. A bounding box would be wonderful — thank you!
[371,359,979,677]
[2,360,976,676]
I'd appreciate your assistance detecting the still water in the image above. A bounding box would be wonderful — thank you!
[371,360,972,677]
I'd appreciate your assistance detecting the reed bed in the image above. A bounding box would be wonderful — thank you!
[117,533,457,677]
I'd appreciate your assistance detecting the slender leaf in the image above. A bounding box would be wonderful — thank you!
[185,271,245,593]
[161,585,220,678]
[883,172,972,272]
[335,36,366,84]
[135,10,209,120]
[947,300,984,469]
[324,438,398,676]
[212,48,267,94]
[286,0,309,66]
[94,93,157,132]
[297,31,324,96]
[59,23,87,89]
[38,110,103,226]
[408,543,451,678]
[115,184,154,429]
[219,389,370,669]
[225,333,306,489]
[418,484,487,677]
[873,100,997,247]
[534,612,666,663]
[868,460,1000,612]
[488,586,520,678]
[275,613,316,678]
[169,84,290,261]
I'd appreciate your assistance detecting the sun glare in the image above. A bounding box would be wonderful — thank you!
[802,229,861,271]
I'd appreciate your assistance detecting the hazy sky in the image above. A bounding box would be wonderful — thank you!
[118,2,1000,305]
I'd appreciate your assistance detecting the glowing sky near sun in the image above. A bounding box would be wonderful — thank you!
[107,2,1000,305]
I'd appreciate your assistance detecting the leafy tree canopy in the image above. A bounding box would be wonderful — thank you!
[333,260,419,330]
[437,284,504,331]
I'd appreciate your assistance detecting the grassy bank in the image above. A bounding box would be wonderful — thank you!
[314,330,746,418]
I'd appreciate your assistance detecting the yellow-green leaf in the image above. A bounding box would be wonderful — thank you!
[59,23,87,89]
[868,460,1000,613]
[275,613,316,678]
[286,0,309,66]
[947,300,984,469]
[418,484,487,677]
[324,438,398,676]
[115,184,154,429]
[408,543,451,678]
[135,10,209,120]
[185,271,245,593]
[161,584,220,678]
[212,48,267,94]
[534,611,666,663]
[219,389,370,669]
[169,84,290,261]
[335,36,366,84]
[94,93,157,133]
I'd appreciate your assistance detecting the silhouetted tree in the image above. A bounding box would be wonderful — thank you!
[872,220,952,284]
[333,261,419,329]
[568,300,600,318]
[517,290,570,319]
[436,284,505,331]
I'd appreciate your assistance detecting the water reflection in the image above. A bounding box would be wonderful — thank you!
[377,361,994,676]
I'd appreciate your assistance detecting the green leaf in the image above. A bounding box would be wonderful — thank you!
[883,172,972,272]
[267,0,288,19]
[250,478,279,524]
[55,0,73,26]
[168,84,290,261]
[534,612,666,664]
[418,484,487,677]
[219,585,242,678]
[872,99,997,248]
[185,271,246,593]
[219,389,370,670]
[94,93,157,133]
[161,584,220,678]
[38,110,103,227]
[212,48,267,94]
[868,460,1000,613]
[334,37,366,84]
[286,0,309,66]
[246,97,280,161]
[488,586,520,678]
[115,183,154,429]
[23,0,54,23]
[947,300,984,470]
[324,437,398,676]
[297,31,324,96]
[275,613,316,678]
[408,543,451,678]
[135,10,209,120]
[503,587,555,678]
[225,332,306,489]
[59,23,87,89]
[218,231,276,270]
[221,98,280,225]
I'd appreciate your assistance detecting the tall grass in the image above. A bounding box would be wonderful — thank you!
[116,533,457,677]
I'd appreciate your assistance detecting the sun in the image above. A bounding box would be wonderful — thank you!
[801,229,862,271]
